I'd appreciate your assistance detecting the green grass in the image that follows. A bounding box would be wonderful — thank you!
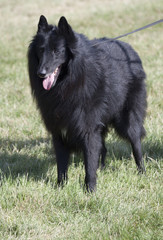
[0,0,163,239]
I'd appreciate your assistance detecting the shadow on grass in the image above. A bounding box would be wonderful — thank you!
[0,137,162,182]
[105,138,163,161]
[0,138,55,182]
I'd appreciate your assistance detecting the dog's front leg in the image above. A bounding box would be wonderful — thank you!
[53,135,70,186]
[83,131,102,192]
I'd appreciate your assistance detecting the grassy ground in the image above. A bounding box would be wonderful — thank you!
[0,0,163,239]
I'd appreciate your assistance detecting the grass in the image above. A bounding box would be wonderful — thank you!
[0,0,163,239]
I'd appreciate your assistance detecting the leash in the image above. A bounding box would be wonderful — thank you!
[92,19,163,46]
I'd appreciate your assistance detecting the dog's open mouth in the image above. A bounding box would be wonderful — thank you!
[43,66,61,90]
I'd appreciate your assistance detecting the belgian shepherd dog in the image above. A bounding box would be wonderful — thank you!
[28,15,147,192]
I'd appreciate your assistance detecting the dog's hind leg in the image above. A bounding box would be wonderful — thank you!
[113,111,146,173]
[126,117,146,173]
[129,135,145,173]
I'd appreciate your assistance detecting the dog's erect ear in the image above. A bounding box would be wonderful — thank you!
[58,16,76,46]
[38,15,48,33]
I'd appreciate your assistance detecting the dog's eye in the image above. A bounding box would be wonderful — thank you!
[61,48,65,54]
[53,49,59,54]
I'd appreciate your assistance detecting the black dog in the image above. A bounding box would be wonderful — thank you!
[28,16,147,192]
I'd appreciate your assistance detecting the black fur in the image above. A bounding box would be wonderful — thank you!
[28,16,147,192]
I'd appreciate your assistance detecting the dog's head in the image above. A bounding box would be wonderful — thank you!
[35,15,76,90]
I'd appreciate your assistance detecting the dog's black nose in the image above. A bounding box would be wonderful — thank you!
[37,69,47,78]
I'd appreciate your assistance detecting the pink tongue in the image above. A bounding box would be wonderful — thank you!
[43,73,55,90]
